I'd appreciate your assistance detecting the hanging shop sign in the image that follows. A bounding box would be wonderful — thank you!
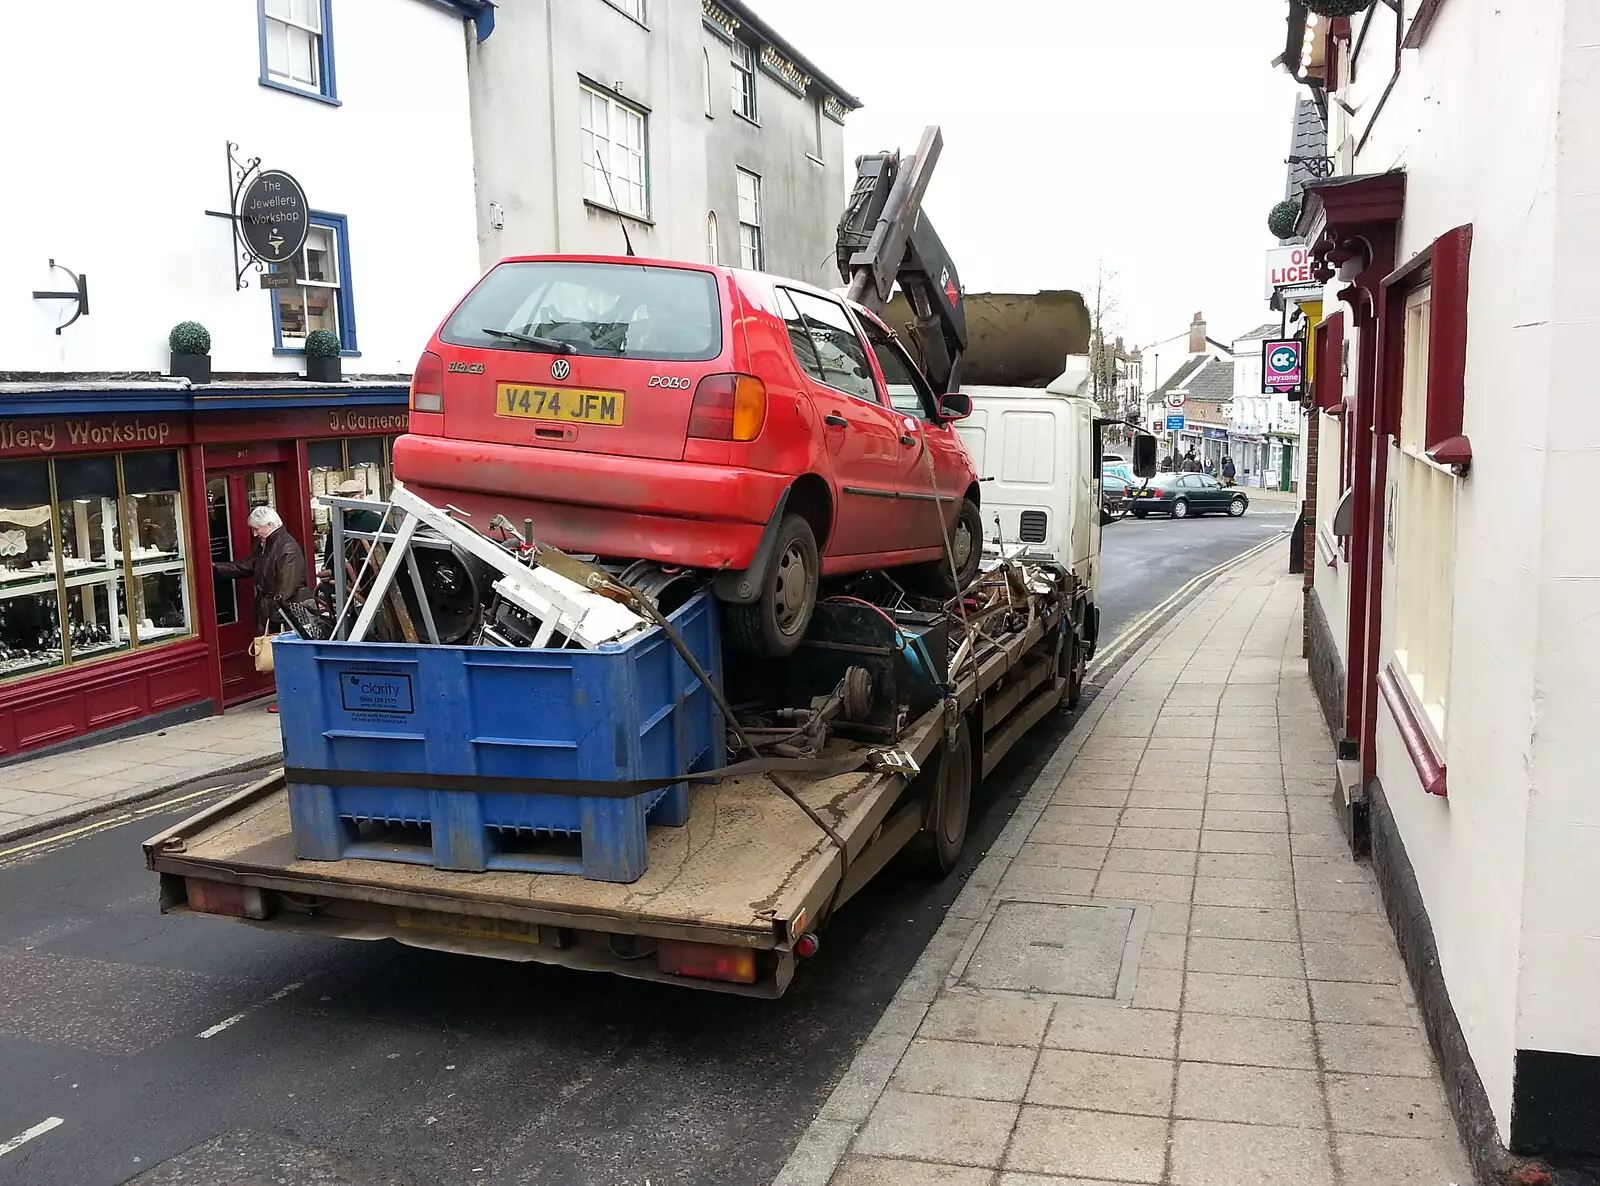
[204,143,313,291]
[1262,339,1305,393]
[1265,245,1317,297]
[240,170,310,265]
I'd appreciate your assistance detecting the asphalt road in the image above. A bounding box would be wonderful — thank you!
[0,508,1295,1186]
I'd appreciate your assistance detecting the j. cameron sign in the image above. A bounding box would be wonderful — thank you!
[1265,246,1318,298]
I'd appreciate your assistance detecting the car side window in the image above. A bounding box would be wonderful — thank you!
[784,289,877,402]
[1179,475,1200,488]
[775,289,824,382]
[859,318,936,419]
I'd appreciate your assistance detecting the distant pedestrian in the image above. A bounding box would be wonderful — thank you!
[1222,456,1237,486]
[1182,452,1200,473]
[1205,457,1217,477]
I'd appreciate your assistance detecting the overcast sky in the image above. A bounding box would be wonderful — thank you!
[743,0,1301,350]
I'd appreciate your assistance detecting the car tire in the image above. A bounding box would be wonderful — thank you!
[1229,496,1247,517]
[906,497,983,598]
[1131,508,1148,520]
[1172,499,1190,519]
[909,716,973,876]
[724,514,818,658]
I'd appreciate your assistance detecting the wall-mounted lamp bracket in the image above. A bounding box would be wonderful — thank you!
[31,260,89,334]
[202,141,266,291]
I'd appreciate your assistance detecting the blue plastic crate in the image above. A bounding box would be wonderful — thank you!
[274,588,722,883]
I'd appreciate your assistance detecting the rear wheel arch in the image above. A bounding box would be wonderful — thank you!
[787,473,833,552]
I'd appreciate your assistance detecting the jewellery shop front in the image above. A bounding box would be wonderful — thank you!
[0,384,409,758]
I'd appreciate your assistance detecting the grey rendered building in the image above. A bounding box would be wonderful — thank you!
[464,0,862,288]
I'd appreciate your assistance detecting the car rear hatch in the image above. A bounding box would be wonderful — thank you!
[432,260,730,462]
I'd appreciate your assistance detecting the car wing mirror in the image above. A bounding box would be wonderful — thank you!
[1132,434,1157,478]
[937,392,972,420]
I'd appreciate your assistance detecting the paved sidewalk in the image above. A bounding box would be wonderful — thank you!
[0,700,282,842]
[779,547,1471,1186]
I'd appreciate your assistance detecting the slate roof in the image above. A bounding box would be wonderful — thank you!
[1235,322,1281,342]
[1147,356,1207,403]
[1181,357,1237,403]
[1285,97,1328,202]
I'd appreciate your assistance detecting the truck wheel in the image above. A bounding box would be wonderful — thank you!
[1062,623,1085,710]
[910,717,973,876]
[724,514,818,658]
[905,498,983,598]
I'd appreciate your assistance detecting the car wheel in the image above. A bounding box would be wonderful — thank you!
[724,514,818,658]
[1131,508,1148,520]
[1172,499,1189,519]
[1229,496,1247,516]
[906,497,983,598]
[909,716,973,876]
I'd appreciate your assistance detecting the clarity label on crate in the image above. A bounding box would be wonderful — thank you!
[339,671,415,715]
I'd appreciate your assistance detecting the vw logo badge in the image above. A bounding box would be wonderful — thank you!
[551,358,571,380]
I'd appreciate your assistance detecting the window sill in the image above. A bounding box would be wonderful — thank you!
[805,152,825,168]
[274,347,363,358]
[733,111,761,129]
[259,77,342,106]
[1315,525,1340,568]
[1378,660,1448,797]
[582,198,654,227]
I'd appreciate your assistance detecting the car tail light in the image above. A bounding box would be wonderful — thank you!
[410,350,444,412]
[687,373,766,442]
[656,939,758,984]
[185,878,273,920]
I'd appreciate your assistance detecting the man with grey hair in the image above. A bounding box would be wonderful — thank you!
[215,504,310,635]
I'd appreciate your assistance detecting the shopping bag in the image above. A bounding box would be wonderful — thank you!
[250,633,275,674]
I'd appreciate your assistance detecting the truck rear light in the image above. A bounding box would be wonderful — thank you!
[411,350,444,412]
[687,373,766,442]
[185,878,273,920]
[656,939,758,984]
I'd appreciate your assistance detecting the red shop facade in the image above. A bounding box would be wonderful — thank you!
[0,383,410,758]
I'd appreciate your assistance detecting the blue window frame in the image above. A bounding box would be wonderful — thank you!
[258,0,339,105]
[270,212,359,356]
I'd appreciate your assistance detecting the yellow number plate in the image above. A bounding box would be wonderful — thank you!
[496,383,624,426]
[396,908,539,945]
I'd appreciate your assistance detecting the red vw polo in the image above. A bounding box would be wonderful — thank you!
[394,255,982,656]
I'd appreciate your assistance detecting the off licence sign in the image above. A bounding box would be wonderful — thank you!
[1265,245,1316,297]
[1262,339,1304,393]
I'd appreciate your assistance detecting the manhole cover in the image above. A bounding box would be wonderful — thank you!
[960,902,1136,997]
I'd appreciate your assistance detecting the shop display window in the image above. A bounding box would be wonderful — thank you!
[307,435,397,561]
[0,450,194,683]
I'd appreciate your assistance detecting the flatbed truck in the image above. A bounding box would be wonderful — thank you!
[144,572,1076,997]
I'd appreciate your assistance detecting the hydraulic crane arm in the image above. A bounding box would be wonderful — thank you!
[836,125,968,394]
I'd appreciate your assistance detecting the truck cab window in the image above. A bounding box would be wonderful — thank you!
[860,319,937,419]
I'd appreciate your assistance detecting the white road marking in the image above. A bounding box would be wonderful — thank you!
[0,1117,64,1158]
[197,1012,249,1039]
[197,981,305,1039]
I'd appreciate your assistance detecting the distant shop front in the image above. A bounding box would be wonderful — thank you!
[0,385,408,758]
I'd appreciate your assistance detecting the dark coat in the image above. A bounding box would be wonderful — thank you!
[216,526,310,631]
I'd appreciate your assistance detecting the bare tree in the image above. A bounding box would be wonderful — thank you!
[1087,262,1126,439]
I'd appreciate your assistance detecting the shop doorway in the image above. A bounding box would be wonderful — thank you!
[206,463,296,705]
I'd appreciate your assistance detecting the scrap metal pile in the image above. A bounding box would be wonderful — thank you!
[312,486,651,651]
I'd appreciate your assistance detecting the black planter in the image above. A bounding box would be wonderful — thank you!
[305,355,342,383]
[169,352,211,384]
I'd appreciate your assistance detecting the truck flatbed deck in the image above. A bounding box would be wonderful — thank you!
[147,583,1074,996]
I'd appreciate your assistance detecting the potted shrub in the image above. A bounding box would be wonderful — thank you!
[304,329,342,383]
[168,321,212,384]
[1268,198,1302,241]
[1304,0,1374,16]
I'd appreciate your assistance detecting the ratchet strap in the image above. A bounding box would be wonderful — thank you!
[284,749,907,801]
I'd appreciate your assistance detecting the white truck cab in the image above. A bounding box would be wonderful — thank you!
[957,356,1102,611]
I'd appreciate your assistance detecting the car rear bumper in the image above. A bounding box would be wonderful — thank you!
[393,433,787,569]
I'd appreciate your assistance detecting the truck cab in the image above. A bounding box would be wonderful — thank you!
[956,356,1102,612]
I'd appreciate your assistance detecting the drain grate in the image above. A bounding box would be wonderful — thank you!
[959,901,1137,997]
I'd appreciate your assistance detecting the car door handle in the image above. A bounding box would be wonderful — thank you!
[899,434,917,446]
[824,414,849,428]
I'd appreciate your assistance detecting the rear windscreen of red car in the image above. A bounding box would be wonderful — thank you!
[440,261,723,361]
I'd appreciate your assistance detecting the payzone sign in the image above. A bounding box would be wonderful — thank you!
[1262,339,1304,393]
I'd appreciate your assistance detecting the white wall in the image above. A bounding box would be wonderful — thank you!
[0,0,481,377]
[1515,0,1600,1065]
[1345,0,1569,1137]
